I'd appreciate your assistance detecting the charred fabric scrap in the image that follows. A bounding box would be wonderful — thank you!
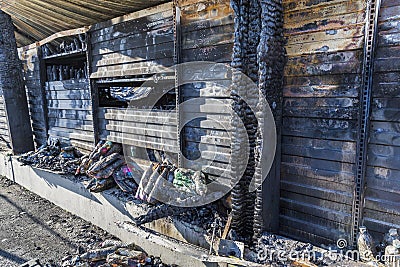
[61,239,173,267]
[230,0,285,244]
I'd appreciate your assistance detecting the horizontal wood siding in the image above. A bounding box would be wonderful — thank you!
[179,0,234,183]
[89,3,174,79]
[363,0,400,239]
[281,0,367,246]
[98,107,178,153]
[46,80,94,152]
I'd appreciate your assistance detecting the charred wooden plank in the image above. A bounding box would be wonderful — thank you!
[91,9,173,38]
[285,12,365,36]
[93,43,174,67]
[91,33,173,57]
[279,215,348,242]
[286,37,364,56]
[182,24,233,50]
[182,43,233,63]
[367,143,400,171]
[281,156,355,184]
[282,136,357,163]
[283,117,358,141]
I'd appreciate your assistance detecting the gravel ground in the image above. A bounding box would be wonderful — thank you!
[0,176,115,267]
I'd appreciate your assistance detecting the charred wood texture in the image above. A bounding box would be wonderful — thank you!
[254,0,286,242]
[0,11,34,153]
[133,204,187,226]
[230,0,285,242]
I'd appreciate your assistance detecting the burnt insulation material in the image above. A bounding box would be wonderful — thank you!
[230,0,285,244]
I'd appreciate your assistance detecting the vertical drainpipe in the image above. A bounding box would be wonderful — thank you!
[0,10,34,154]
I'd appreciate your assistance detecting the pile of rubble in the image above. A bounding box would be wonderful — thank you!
[18,138,83,174]
[253,227,400,267]
[61,239,172,267]
[76,140,138,194]
[18,139,227,232]
[357,226,400,267]
[253,233,348,266]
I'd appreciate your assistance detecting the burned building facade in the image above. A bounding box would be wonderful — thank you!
[0,0,398,253]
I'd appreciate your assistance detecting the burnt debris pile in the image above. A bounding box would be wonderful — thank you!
[61,239,173,267]
[254,227,400,267]
[18,137,83,174]
[357,226,400,267]
[76,140,138,193]
[18,139,230,234]
[254,233,351,266]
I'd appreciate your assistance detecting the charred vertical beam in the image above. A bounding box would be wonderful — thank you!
[230,0,249,239]
[242,0,260,239]
[0,11,34,154]
[230,0,285,243]
[86,31,99,146]
[38,47,50,144]
[229,0,261,242]
[255,0,285,241]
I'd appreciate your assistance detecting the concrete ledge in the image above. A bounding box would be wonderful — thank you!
[0,154,263,266]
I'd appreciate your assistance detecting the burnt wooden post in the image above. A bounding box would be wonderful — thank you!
[258,0,286,236]
[0,11,34,154]
[85,31,100,145]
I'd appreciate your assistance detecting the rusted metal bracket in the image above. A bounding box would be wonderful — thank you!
[351,0,382,246]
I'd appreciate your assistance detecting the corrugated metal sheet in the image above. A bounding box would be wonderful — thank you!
[0,0,169,47]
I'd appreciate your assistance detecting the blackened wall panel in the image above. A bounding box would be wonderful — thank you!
[363,0,400,240]
[19,47,47,147]
[180,0,234,185]
[89,3,174,79]
[46,79,95,152]
[281,0,367,246]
